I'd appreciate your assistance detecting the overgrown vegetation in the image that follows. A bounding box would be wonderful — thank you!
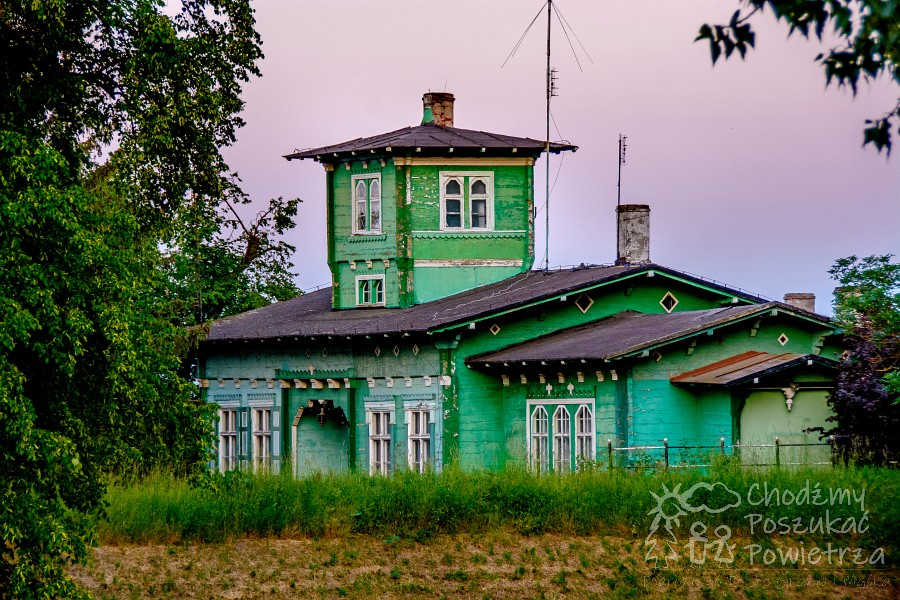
[98,465,900,557]
[0,2,274,596]
[817,255,900,465]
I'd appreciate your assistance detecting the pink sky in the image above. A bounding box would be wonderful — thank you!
[222,0,899,314]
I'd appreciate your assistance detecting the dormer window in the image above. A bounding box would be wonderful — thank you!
[356,275,385,306]
[440,172,493,230]
[352,174,381,234]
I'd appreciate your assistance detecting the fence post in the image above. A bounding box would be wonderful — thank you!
[607,439,613,471]
[720,437,725,455]
[829,434,836,467]
[774,437,780,468]
[663,438,669,471]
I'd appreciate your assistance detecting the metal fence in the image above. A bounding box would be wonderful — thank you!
[605,436,835,470]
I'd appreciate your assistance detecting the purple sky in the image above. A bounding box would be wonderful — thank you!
[222,0,899,315]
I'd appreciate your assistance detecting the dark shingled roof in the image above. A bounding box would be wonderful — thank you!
[465,302,833,366]
[204,264,769,343]
[669,351,838,386]
[284,124,577,161]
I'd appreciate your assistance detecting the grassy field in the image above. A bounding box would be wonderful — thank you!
[71,464,900,598]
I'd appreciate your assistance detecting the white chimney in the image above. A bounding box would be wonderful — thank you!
[616,204,650,265]
[783,293,815,313]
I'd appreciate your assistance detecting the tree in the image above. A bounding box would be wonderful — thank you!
[1,1,265,596]
[698,1,899,155]
[817,255,900,464]
[159,184,302,329]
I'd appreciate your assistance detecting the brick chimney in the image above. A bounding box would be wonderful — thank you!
[783,293,815,313]
[615,204,651,265]
[422,92,454,127]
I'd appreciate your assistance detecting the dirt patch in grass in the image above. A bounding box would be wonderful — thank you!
[70,533,898,599]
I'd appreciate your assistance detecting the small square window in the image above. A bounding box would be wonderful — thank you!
[357,276,385,306]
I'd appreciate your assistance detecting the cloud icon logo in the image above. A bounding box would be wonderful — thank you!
[678,481,741,514]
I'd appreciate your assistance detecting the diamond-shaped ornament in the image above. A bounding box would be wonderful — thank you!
[393,345,400,356]
[660,292,679,313]
[778,333,789,346]
[575,293,594,314]
[374,346,381,357]
[489,324,501,336]
[412,344,420,356]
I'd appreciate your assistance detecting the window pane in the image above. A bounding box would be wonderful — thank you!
[532,406,549,473]
[355,181,368,231]
[373,279,383,304]
[554,406,571,473]
[370,199,381,230]
[471,199,487,228]
[445,179,461,195]
[471,179,486,195]
[445,198,461,228]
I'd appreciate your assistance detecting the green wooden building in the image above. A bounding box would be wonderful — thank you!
[200,93,842,475]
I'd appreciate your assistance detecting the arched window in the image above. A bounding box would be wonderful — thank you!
[352,174,382,233]
[369,179,381,230]
[444,178,462,228]
[439,173,493,230]
[531,406,549,473]
[553,406,571,472]
[470,179,488,228]
[355,180,368,231]
[575,405,594,466]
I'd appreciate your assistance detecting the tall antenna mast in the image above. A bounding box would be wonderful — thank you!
[501,1,591,272]
[544,0,552,271]
[616,133,627,260]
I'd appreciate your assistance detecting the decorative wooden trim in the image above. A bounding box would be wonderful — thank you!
[414,259,523,268]
[412,230,526,240]
[393,157,535,166]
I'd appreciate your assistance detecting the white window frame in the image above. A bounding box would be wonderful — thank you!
[218,408,238,473]
[351,173,382,234]
[526,399,595,473]
[553,406,571,473]
[367,409,392,475]
[439,172,494,231]
[404,400,437,473]
[531,405,549,473]
[575,404,595,466]
[356,275,386,306]
[251,407,272,470]
[407,409,430,473]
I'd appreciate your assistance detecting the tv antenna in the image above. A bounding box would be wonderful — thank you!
[502,0,592,271]
[616,133,627,257]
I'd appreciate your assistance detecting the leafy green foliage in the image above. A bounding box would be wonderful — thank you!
[160,183,301,328]
[0,1,265,595]
[698,1,900,155]
[817,255,900,464]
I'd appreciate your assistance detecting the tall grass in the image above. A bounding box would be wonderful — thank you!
[99,463,900,556]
